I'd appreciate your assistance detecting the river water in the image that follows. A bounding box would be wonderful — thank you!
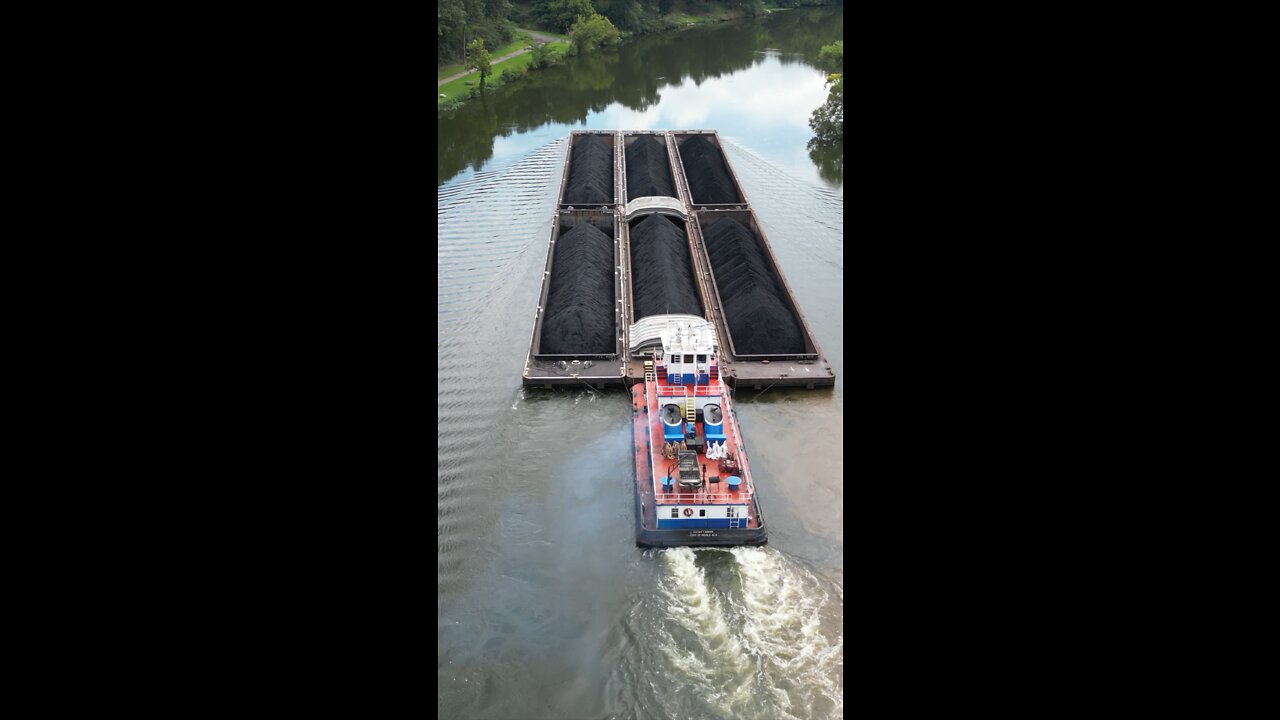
[438,8,844,719]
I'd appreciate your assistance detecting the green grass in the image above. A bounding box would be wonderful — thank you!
[437,41,571,107]
[437,32,533,81]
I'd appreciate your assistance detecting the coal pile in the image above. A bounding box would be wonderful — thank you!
[563,136,613,205]
[629,214,703,320]
[540,222,615,354]
[702,218,805,355]
[678,136,739,204]
[625,136,676,199]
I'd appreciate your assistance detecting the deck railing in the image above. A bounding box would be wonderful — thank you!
[655,386,719,397]
[653,491,752,504]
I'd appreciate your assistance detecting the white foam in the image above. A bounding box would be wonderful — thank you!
[729,547,844,719]
[640,547,842,719]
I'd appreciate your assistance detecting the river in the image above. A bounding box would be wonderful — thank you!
[438,8,844,719]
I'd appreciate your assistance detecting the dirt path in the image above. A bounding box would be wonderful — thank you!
[438,30,561,87]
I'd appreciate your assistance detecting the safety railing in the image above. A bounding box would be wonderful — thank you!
[655,386,720,397]
[652,491,752,504]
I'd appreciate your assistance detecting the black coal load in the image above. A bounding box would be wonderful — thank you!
[702,217,805,355]
[563,136,613,205]
[541,222,616,355]
[625,136,676,199]
[678,136,740,204]
[629,214,703,320]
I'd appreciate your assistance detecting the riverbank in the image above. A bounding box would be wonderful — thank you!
[438,29,570,108]
[437,2,816,112]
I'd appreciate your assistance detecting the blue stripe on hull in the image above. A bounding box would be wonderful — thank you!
[657,518,743,529]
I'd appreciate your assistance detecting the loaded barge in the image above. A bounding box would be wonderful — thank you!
[521,130,831,547]
[522,130,835,390]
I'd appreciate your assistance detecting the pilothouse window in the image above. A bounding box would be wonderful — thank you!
[684,355,693,363]
[697,355,706,363]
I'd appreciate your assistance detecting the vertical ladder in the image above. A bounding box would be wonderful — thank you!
[644,360,654,383]
[729,516,741,529]
[685,395,696,421]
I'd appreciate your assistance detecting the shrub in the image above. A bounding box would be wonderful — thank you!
[571,12,620,53]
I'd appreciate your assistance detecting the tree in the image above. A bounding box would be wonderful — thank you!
[721,0,764,16]
[466,39,493,93]
[818,40,842,71]
[531,42,555,69]
[536,0,596,33]
[594,0,644,31]
[571,12,620,53]
[808,73,843,148]
[438,0,515,65]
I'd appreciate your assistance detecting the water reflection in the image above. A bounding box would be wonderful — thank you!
[809,141,844,185]
[437,7,844,189]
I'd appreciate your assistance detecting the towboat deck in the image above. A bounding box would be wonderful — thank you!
[628,315,767,548]
[632,376,760,523]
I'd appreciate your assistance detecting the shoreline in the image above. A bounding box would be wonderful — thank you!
[438,5,800,112]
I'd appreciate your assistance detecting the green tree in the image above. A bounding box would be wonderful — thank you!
[721,0,764,16]
[531,41,555,68]
[466,39,493,93]
[438,0,515,65]
[571,12,620,53]
[536,0,596,32]
[594,0,644,31]
[818,40,842,71]
[808,73,843,148]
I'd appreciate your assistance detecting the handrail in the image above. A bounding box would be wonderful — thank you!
[655,386,720,396]
[652,491,752,504]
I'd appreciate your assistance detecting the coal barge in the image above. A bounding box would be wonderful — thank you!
[521,130,832,547]
[523,130,835,390]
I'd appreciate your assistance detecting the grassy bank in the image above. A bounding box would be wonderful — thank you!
[437,4,831,111]
[671,1,755,25]
[438,34,533,82]
[438,40,571,107]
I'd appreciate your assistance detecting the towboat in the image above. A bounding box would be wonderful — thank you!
[630,315,767,547]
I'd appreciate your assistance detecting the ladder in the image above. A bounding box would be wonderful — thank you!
[644,359,654,383]
[729,516,741,529]
[685,395,696,421]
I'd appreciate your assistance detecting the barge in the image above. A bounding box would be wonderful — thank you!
[521,130,832,547]
[522,130,835,389]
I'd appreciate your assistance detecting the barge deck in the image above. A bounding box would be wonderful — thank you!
[523,129,835,389]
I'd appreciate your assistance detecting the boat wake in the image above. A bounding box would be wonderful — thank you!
[718,138,843,274]
[438,137,568,600]
[728,547,843,719]
[621,547,843,720]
